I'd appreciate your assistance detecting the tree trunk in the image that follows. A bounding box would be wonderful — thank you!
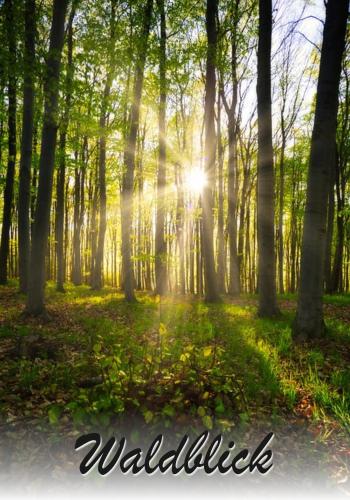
[238,158,249,284]
[72,136,86,285]
[18,0,35,293]
[26,0,69,315]
[91,0,117,290]
[216,91,225,292]
[121,0,153,302]
[256,0,279,317]
[55,4,75,292]
[72,154,81,285]
[155,0,167,295]
[0,0,17,285]
[202,0,219,302]
[293,0,348,339]
[90,156,98,282]
[220,0,240,296]
[331,148,345,293]
[277,135,286,294]
[175,163,185,294]
[324,168,335,293]
[227,119,240,295]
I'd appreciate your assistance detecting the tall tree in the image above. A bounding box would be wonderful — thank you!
[220,0,240,296]
[155,0,167,295]
[55,3,76,292]
[293,0,348,339]
[91,0,117,290]
[18,0,36,293]
[26,0,69,315]
[121,0,153,302]
[276,36,310,294]
[0,0,17,285]
[72,135,86,286]
[256,0,279,317]
[202,0,220,302]
[331,51,350,293]
[216,90,225,292]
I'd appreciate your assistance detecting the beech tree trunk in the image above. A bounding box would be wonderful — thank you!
[121,0,153,302]
[202,0,219,302]
[18,0,35,293]
[227,118,240,295]
[55,4,75,292]
[155,0,167,295]
[277,134,286,294]
[220,0,240,295]
[331,149,345,293]
[293,0,348,339]
[256,0,279,317]
[0,0,16,285]
[216,91,225,292]
[91,0,117,290]
[324,168,335,293]
[26,0,69,315]
[72,136,86,286]
[91,92,108,290]
[175,163,185,294]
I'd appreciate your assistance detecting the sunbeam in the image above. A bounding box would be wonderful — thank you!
[184,167,207,195]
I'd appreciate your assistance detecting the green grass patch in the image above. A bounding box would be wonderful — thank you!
[0,284,349,435]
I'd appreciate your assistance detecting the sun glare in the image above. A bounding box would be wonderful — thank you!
[185,167,207,195]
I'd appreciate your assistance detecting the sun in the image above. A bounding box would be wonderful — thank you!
[185,167,207,195]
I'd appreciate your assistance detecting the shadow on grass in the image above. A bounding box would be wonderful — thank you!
[1,283,350,435]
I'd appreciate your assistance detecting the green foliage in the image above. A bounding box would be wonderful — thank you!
[0,283,350,437]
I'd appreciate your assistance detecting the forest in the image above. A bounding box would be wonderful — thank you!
[0,0,349,496]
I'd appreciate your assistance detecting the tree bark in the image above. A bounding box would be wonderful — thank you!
[293,0,348,339]
[26,0,69,315]
[91,0,117,290]
[72,136,86,285]
[175,163,185,294]
[18,0,36,293]
[256,0,279,317]
[121,0,153,302]
[155,0,167,295]
[216,91,225,292]
[331,148,345,293]
[227,118,240,295]
[220,0,240,296]
[277,134,286,294]
[202,0,219,302]
[324,167,335,293]
[55,4,75,292]
[0,0,17,285]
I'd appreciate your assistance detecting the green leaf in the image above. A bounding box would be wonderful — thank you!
[197,406,206,417]
[159,323,167,336]
[203,346,212,357]
[48,405,62,425]
[202,415,213,429]
[162,404,175,417]
[93,343,101,354]
[73,408,87,425]
[215,398,225,414]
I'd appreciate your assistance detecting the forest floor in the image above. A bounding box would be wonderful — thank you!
[0,282,349,494]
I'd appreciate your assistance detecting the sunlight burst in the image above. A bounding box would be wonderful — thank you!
[185,167,207,195]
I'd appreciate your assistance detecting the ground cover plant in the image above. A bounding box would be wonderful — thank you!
[0,282,349,485]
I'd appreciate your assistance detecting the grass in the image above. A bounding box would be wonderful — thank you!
[0,281,349,438]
